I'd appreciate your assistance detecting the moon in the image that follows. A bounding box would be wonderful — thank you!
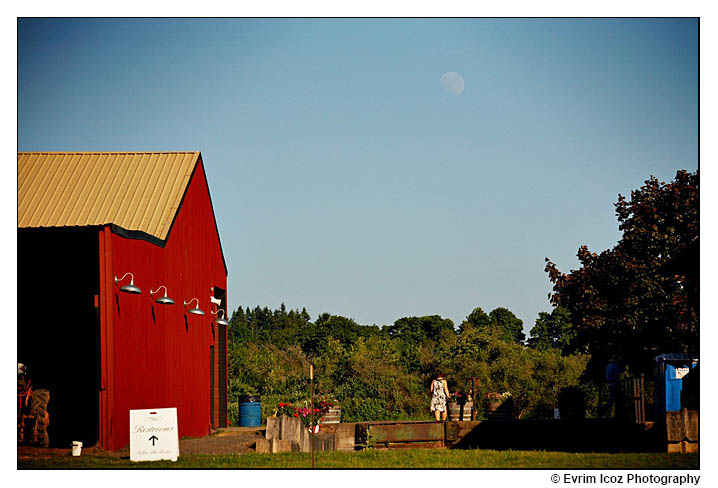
[440,72,464,96]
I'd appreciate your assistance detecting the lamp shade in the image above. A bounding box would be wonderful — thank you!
[214,309,229,326]
[184,298,205,315]
[115,273,141,294]
[150,286,175,305]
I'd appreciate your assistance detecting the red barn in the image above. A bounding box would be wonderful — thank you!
[18,151,229,451]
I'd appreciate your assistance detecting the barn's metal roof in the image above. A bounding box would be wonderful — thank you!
[18,151,201,241]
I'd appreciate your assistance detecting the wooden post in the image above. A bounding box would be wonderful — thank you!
[640,374,645,424]
[310,364,314,469]
[471,377,479,421]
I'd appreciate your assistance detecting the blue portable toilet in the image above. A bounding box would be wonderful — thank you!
[654,354,698,416]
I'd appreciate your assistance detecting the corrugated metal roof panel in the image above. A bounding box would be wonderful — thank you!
[17,151,200,241]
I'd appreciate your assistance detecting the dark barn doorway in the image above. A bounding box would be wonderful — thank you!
[18,228,101,448]
[210,345,215,428]
[213,286,228,427]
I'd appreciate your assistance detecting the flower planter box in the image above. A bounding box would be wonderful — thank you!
[257,415,335,453]
[320,406,342,424]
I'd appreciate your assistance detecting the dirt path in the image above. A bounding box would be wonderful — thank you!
[17,427,267,459]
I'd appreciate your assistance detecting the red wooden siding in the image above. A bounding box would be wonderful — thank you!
[99,158,227,450]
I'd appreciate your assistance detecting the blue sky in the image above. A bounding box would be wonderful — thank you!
[17,18,698,334]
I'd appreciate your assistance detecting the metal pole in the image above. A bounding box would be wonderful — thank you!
[310,364,314,469]
[471,377,478,421]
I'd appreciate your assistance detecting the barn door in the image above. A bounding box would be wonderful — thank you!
[218,322,227,427]
[212,286,228,427]
[210,345,215,428]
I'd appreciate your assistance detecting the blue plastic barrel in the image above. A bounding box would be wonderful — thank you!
[239,395,261,427]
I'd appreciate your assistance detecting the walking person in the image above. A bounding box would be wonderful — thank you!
[430,371,450,422]
[598,354,622,418]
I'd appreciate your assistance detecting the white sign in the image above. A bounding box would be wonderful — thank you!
[130,407,179,462]
[675,367,690,379]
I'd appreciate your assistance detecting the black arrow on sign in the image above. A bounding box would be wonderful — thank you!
[149,435,158,446]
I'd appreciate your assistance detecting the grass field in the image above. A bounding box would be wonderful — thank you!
[18,449,699,469]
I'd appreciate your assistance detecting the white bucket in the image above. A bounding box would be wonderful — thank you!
[71,441,83,456]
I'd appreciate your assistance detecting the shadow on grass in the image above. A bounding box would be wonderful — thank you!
[450,418,664,453]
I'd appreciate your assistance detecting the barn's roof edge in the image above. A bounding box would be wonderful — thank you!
[17,151,227,276]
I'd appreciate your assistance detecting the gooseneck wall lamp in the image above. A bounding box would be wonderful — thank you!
[212,308,230,326]
[183,298,205,315]
[114,272,142,294]
[150,285,175,305]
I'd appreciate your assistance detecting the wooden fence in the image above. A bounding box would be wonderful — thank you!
[600,374,647,424]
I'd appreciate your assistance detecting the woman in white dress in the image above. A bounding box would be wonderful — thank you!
[430,371,450,421]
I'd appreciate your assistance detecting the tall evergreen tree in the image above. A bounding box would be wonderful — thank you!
[228,305,249,341]
[300,307,311,323]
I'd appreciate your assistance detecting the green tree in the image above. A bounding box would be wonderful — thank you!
[313,338,349,395]
[460,307,524,344]
[437,325,491,395]
[483,337,588,419]
[460,307,491,333]
[527,306,574,353]
[545,170,698,378]
[228,306,250,342]
[489,307,525,344]
[315,313,361,348]
[299,313,363,356]
[337,336,423,421]
[226,303,591,423]
[386,315,455,371]
[526,349,589,418]
[388,315,455,342]
[300,307,311,323]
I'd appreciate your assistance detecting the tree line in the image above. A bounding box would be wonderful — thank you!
[227,302,586,424]
[226,169,698,424]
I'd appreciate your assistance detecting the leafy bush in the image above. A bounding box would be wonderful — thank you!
[225,304,592,424]
[340,397,399,422]
[227,401,238,426]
